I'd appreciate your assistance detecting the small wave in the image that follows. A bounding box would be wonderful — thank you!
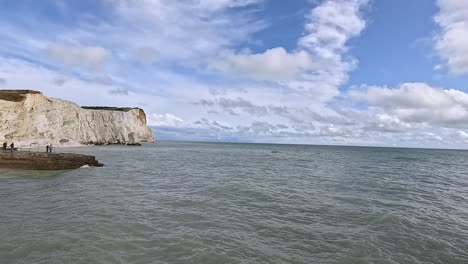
[393,157,421,161]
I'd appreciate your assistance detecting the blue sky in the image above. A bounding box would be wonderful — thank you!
[350,0,437,86]
[1,0,468,148]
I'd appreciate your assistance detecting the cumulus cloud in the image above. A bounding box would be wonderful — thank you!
[196,97,348,126]
[196,97,268,115]
[434,0,468,75]
[351,83,468,128]
[148,113,184,127]
[211,48,312,81]
[351,83,454,109]
[368,114,414,133]
[186,118,359,140]
[317,124,353,138]
[7,0,468,148]
[299,0,367,58]
[209,0,368,101]
[292,0,368,98]
[457,130,468,143]
[45,44,109,70]
[237,121,288,135]
[194,118,233,131]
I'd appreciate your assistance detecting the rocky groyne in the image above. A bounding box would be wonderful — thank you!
[0,151,103,170]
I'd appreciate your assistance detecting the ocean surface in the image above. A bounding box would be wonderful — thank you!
[0,141,467,264]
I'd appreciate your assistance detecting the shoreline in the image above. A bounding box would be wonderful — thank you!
[9,141,153,151]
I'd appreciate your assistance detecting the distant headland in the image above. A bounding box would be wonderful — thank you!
[0,89,155,147]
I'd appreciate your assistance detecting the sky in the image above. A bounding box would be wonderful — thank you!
[1,0,468,148]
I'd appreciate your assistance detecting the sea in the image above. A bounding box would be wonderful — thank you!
[0,141,467,264]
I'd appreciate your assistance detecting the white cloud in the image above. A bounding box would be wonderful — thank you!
[351,82,468,128]
[291,0,367,98]
[434,0,468,75]
[148,113,184,127]
[299,0,367,58]
[7,1,468,148]
[211,48,312,81]
[351,83,453,109]
[209,0,368,103]
[110,0,266,63]
[45,44,109,70]
[457,130,468,144]
[192,0,260,12]
[372,114,414,133]
[237,121,288,135]
[0,57,167,113]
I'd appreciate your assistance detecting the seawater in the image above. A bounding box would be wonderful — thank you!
[0,141,467,264]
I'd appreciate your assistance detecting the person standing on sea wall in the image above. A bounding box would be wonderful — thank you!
[2,142,6,152]
[45,144,54,153]
[10,142,14,152]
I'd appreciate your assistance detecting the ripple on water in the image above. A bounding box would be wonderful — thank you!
[1,142,467,263]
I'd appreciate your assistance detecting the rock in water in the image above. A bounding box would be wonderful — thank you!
[0,90,155,146]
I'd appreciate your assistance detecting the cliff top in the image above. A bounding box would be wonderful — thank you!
[81,106,141,112]
[0,90,142,112]
[0,90,43,102]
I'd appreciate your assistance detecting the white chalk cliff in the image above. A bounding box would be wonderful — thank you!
[0,90,155,147]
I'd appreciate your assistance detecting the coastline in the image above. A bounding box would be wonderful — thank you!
[0,90,155,149]
[10,141,153,151]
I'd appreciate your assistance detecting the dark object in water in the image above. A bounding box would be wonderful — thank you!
[271,150,281,154]
[0,152,104,170]
[127,143,142,146]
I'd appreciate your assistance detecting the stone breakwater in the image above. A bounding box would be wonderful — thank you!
[0,151,103,170]
[0,90,155,147]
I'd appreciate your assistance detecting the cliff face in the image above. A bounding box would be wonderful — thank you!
[0,90,155,146]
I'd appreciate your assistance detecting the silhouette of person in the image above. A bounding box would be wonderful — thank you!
[10,142,14,152]
[2,142,6,152]
[46,145,49,153]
